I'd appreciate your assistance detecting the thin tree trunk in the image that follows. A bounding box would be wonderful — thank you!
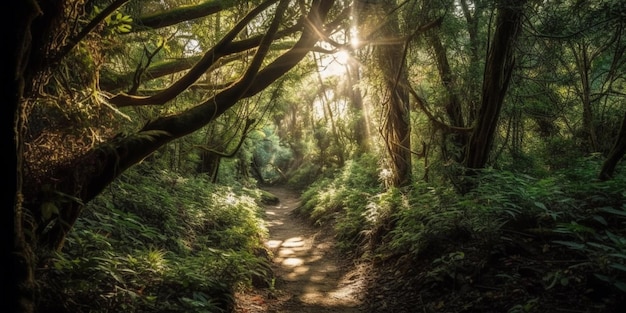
[347,54,370,154]
[572,41,600,152]
[427,32,467,162]
[599,110,626,180]
[10,1,42,312]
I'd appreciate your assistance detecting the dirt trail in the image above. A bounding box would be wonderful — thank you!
[235,186,365,313]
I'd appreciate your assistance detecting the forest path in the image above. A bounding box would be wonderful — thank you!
[235,186,366,313]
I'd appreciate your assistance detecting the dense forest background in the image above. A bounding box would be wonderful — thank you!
[7,0,626,312]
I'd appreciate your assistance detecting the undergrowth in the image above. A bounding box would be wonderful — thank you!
[299,155,626,312]
[38,165,272,313]
[295,154,382,252]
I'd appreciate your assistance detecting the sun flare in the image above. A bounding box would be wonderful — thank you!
[317,49,351,78]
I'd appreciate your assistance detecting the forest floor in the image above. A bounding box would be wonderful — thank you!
[234,186,366,313]
[234,187,624,313]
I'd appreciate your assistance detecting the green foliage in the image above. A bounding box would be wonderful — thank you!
[286,162,322,189]
[251,125,294,184]
[296,153,382,250]
[39,164,271,312]
[385,181,463,258]
[548,171,626,294]
[383,168,580,260]
[425,251,466,285]
[296,148,626,310]
[94,6,133,35]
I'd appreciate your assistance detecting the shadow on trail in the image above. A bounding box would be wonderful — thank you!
[254,186,364,313]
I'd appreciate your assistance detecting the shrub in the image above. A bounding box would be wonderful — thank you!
[296,154,383,251]
[38,165,271,312]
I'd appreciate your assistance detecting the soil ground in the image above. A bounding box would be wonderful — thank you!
[235,186,366,313]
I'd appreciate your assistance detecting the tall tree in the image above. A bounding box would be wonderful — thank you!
[367,0,412,187]
[418,0,488,163]
[464,0,527,170]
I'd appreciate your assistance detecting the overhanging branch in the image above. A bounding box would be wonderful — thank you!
[82,0,336,203]
[130,0,239,32]
[108,0,280,107]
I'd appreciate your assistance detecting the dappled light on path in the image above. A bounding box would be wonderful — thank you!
[235,187,364,313]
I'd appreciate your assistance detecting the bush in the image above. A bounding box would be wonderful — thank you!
[38,165,271,313]
[296,154,383,251]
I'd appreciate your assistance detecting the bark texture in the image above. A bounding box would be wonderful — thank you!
[464,0,526,170]
[372,0,412,187]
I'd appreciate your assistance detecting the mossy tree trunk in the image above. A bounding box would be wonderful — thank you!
[371,0,412,187]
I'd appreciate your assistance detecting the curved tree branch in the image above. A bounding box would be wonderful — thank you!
[108,0,280,107]
[100,24,303,92]
[54,0,130,65]
[196,118,256,158]
[80,0,336,205]
[130,0,238,32]
[408,87,473,134]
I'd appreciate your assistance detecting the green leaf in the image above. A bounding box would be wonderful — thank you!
[117,24,132,33]
[609,253,626,260]
[614,281,626,292]
[553,240,585,250]
[599,206,626,218]
[594,273,611,282]
[120,268,139,274]
[606,231,626,245]
[120,15,133,23]
[592,215,608,226]
[587,242,613,251]
[609,263,626,272]
[534,201,547,210]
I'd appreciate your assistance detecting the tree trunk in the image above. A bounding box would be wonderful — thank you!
[464,0,526,170]
[373,0,412,187]
[427,31,467,162]
[9,1,42,312]
[572,41,600,152]
[599,110,626,180]
[200,151,222,182]
[347,55,371,154]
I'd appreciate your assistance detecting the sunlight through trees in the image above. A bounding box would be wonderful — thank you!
[8,0,626,312]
